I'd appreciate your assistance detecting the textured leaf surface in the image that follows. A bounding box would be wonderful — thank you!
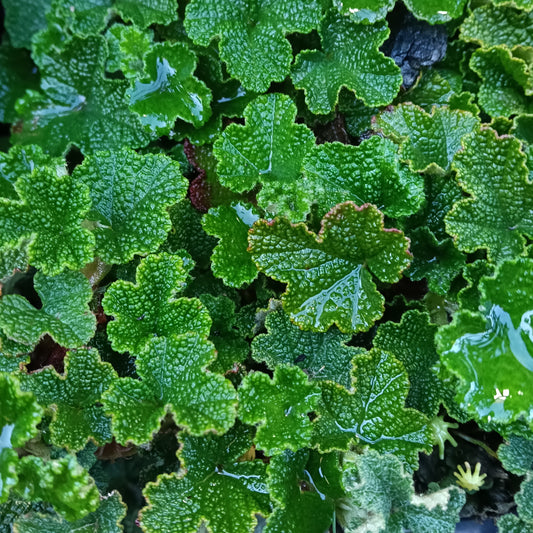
[0,168,94,275]
[238,365,320,454]
[103,253,210,354]
[213,93,315,220]
[0,271,96,348]
[140,424,269,533]
[302,137,424,219]
[22,348,117,451]
[403,0,468,24]
[184,0,322,92]
[106,23,153,78]
[252,307,362,388]
[446,129,533,261]
[114,0,178,27]
[202,203,260,287]
[74,149,187,263]
[437,257,533,427]
[312,349,432,468]
[249,202,411,333]
[332,0,394,23]
[292,12,402,114]
[129,42,212,135]
[12,35,150,156]
[498,434,533,475]
[103,334,237,443]
[377,104,479,174]
[3,0,51,48]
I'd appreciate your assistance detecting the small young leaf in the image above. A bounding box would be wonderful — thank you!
[292,11,402,114]
[249,202,411,333]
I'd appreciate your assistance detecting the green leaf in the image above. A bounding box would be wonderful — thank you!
[22,348,117,451]
[0,168,94,275]
[249,202,411,333]
[12,35,150,156]
[498,434,533,475]
[437,257,533,427]
[184,0,322,92]
[377,104,480,174]
[460,5,533,49]
[43,0,112,37]
[446,128,533,261]
[103,252,211,354]
[498,474,533,532]
[103,333,237,443]
[302,136,424,219]
[140,424,270,533]
[13,492,126,533]
[202,202,260,287]
[238,365,320,454]
[457,260,495,312]
[128,42,212,135]
[73,149,188,264]
[251,306,362,388]
[312,349,432,469]
[291,11,402,114]
[339,449,465,533]
[332,0,394,24]
[3,0,51,49]
[0,271,96,348]
[114,0,178,28]
[493,0,533,9]
[374,310,445,418]
[213,93,315,220]
[403,0,468,24]
[470,46,533,118]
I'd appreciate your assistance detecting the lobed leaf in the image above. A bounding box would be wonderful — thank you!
[332,0,394,24]
[403,0,468,24]
[114,0,178,28]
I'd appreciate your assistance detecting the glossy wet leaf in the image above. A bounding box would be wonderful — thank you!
[292,11,402,114]
[403,0,468,24]
[249,202,411,333]
[114,0,178,28]
[340,449,465,533]
[3,0,51,48]
[238,365,320,454]
[213,93,315,220]
[377,104,480,174]
[12,35,150,156]
[302,136,424,219]
[73,149,187,263]
[103,333,237,444]
[140,424,270,533]
[312,349,432,469]
[22,348,117,451]
[13,491,126,533]
[446,128,533,261]
[0,167,94,275]
[0,271,96,348]
[202,203,260,287]
[437,257,533,427]
[129,42,212,135]
[332,0,394,24]
[103,252,211,354]
[252,307,362,388]
[184,0,322,92]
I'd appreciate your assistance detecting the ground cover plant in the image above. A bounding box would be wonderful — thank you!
[0,0,532,531]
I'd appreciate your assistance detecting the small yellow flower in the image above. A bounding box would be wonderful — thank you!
[454,461,487,491]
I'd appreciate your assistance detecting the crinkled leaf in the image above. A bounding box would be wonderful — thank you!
[312,349,432,469]
[22,348,117,451]
[252,306,362,388]
[332,0,394,24]
[403,0,468,24]
[213,93,315,220]
[0,168,94,275]
[3,0,51,49]
[43,0,112,37]
[446,128,533,261]
[129,42,212,135]
[407,227,465,295]
[498,474,533,532]
[103,333,237,443]
[493,0,533,8]
[457,260,495,312]
[292,12,402,114]
[103,252,210,354]
[249,202,411,333]
[470,46,533,118]
[114,0,178,28]
[184,0,322,92]
[377,104,480,174]
[73,149,187,264]
[238,365,320,454]
[106,23,153,78]
[140,424,269,533]
[12,35,150,156]
[437,257,533,427]
[0,271,96,348]
[302,136,424,219]
[13,492,126,533]
[374,310,445,418]
[498,434,533,475]
[202,203,260,287]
